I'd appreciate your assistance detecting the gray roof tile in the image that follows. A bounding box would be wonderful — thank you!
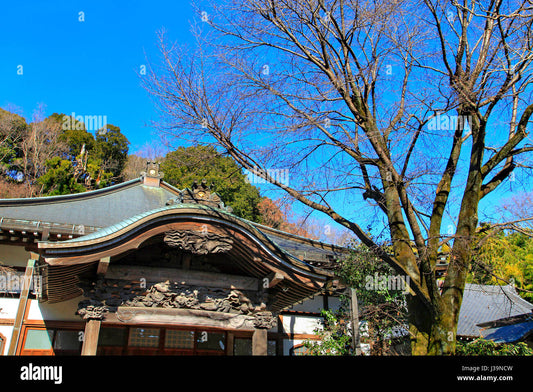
[479,318,533,343]
[458,283,533,338]
[0,179,346,264]
[0,179,179,228]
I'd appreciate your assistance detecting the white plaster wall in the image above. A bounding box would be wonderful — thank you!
[0,297,83,355]
[0,298,19,355]
[282,314,323,335]
[27,297,84,322]
[0,325,13,355]
[0,297,19,319]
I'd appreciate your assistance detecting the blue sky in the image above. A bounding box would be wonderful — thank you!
[0,1,529,242]
[0,0,196,151]
[0,0,356,238]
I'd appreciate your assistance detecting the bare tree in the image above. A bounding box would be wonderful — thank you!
[123,142,167,181]
[494,191,533,233]
[21,105,67,196]
[143,0,533,354]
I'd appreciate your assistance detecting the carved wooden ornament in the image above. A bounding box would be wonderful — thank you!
[163,229,233,254]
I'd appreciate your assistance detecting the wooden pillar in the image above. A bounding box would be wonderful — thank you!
[276,315,284,356]
[7,256,36,355]
[81,319,101,355]
[226,332,234,356]
[252,328,268,356]
[349,288,361,355]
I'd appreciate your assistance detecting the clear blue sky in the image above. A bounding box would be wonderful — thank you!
[0,1,528,242]
[0,0,196,152]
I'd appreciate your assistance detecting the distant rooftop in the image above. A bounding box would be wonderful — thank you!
[458,283,533,339]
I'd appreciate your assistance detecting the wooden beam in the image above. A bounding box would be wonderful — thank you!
[96,257,110,276]
[7,257,36,355]
[107,307,258,331]
[265,272,284,288]
[182,254,191,270]
[106,265,259,291]
[81,319,101,355]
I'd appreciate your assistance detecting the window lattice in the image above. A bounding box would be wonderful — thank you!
[164,330,195,349]
[128,328,160,347]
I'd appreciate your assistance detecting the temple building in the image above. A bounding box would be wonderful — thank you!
[0,163,347,356]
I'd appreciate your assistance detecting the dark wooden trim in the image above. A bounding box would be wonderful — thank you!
[23,320,85,329]
[226,332,234,356]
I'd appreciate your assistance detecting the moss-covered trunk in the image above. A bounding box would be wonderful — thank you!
[408,124,483,355]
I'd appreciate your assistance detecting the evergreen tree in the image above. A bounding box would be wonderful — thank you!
[160,145,263,223]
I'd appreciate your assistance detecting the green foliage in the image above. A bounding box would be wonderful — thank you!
[338,245,408,354]
[304,243,409,355]
[95,124,130,181]
[0,109,130,196]
[0,143,18,170]
[456,338,533,356]
[161,145,263,222]
[33,115,128,195]
[337,244,408,312]
[303,309,353,356]
[469,230,533,301]
[37,156,87,195]
[59,131,96,159]
[0,108,27,177]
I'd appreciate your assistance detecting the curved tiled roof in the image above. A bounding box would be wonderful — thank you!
[0,177,347,266]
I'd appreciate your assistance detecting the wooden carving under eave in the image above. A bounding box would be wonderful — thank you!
[253,311,277,329]
[75,277,278,329]
[163,229,233,255]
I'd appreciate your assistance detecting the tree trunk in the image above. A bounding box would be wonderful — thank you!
[407,293,460,355]
[406,295,433,355]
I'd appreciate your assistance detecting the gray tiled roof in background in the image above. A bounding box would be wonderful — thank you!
[458,283,533,338]
[479,314,533,343]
